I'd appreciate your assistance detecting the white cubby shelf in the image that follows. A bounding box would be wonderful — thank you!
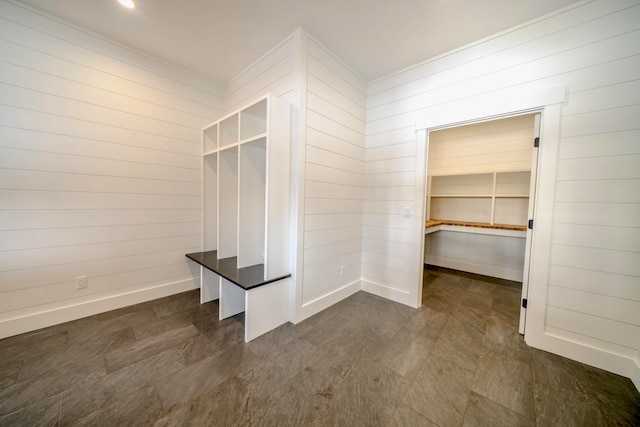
[427,171,531,228]
[186,94,292,342]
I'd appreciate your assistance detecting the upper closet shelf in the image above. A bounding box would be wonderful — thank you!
[202,97,269,155]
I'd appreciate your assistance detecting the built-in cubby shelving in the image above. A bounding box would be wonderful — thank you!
[427,171,531,227]
[203,124,218,154]
[187,94,291,342]
[240,98,267,141]
[219,114,239,148]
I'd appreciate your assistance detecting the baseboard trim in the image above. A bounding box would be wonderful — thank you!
[360,278,418,308]
[631,356,640,392]
[294,280,361,323]
[526,328,640,392]
[425,257,523,282]
[0,277,198,340]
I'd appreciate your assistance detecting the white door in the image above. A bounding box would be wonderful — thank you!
[519,113,541,334]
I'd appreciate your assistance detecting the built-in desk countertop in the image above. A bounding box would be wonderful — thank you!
[425,220,527,237]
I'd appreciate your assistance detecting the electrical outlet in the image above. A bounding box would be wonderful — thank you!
[340,265,345,277]
[76,275,88,289]
[403,206,412,218]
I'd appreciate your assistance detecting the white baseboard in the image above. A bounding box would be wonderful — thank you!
[426,257,523,282]
[0,277,198,340]
[630,353,640,392]
[293,279,361,323]
[526,328,640,393]
[360,278,419,308]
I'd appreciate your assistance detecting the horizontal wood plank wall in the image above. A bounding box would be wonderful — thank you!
[223,33,299,113]
[302,37,366,307]
[428,115,534,176]
[364,0,640,378]
[0,1,222,338]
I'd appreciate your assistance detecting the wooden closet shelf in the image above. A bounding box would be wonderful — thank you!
[425,220,526,232]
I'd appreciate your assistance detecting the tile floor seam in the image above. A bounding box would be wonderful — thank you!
[149,380,171,419]
[13,360,24,385]
[56,392,62,427]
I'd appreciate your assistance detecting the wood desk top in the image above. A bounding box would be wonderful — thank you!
[425,220,527,232]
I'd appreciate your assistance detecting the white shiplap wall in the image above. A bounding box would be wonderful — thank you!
[364,0,640,383]
[299,37,366,316]
[428,114,535,176]
[0,1,222,338]
[223,32,299,113]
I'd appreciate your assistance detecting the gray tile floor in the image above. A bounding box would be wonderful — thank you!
[1,265,639,426]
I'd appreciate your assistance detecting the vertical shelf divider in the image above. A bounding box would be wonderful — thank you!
[490,172,497,225]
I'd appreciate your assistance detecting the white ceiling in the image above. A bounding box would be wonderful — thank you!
[17,0,581,86]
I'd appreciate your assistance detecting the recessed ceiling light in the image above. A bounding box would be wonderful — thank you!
[118,0,135,9]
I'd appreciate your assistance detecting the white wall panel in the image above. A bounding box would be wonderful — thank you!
[561,104,640,138]
[0,169,200,197]
[367,0,639,99]
[305,198,362,215]
[361,262,413,288]
[302,250,361,282]
[0,235,199,278]
[362,238,415,259]
[305,163,362,187]
[306,146,363,172]
[307,74,365,121]
[551,224,640,253]
[0,40,218,119]
[553,202,640,228]
[0,147,200,183]
[363,0,640,382]
[0,222,200,252]
[362,186,414,202]
[366,126,416,149]
[301,37,366,308]
[305,181,362,200]
[362,212,415,230]
[559,130,640,159]
[304,239,361,265]
[547,286,640,327]
[307,93,365,132]
[1,83,199,142]
[1,263,194,313]
[306,128,364,160]
[304,213,362,232]
[365,141,417,162]
[0,5,220,107]
[0,1,222,338]
[0,249,199,293]
[555,179,640,203]
[550,244,640,278]
[224,34,298,111]
[363,226,415,245]
[362,251,415,273]
[1,127,200,169]
[557,155,640,180]
[546,306,639,351]
[301,264,361,304]
[364,157,415,174]
[548,265,640,301]
[0,209,201,230]
[307,110,365,148]
[364,171,416,188]
[304,226,362,249]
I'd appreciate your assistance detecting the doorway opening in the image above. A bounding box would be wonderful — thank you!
[421,113,540,334]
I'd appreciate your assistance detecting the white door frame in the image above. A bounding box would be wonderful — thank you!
[414,85,566,343]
